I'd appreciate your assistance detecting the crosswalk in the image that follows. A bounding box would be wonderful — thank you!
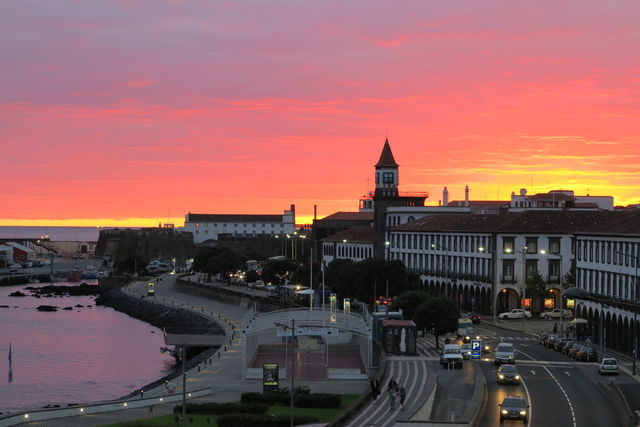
[345,358,433,427]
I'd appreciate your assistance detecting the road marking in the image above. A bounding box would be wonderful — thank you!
[544,366,577,427]
[564,371,571,376]
[521,375,533,427]
[530,370,537,375]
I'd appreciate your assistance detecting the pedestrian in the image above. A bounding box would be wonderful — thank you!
[370,379,380,401]
[388,386,397,410]
[388,376,397,392]
[399,386,406,410]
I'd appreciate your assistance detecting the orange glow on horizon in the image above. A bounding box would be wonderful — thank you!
[1,2,639,223]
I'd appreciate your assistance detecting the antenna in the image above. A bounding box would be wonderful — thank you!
[386,126,388,140]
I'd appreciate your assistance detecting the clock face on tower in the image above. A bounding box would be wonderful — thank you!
[382,172,394,184]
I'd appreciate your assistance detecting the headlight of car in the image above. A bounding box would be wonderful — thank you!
[520,410,527,415]
[499,374,504,379]
[515,375,520,379]
[502,410,508,415]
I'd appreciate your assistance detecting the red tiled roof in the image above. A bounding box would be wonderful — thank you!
[319,212,373,221]
[321,226,375,243]
[375,139,399,168]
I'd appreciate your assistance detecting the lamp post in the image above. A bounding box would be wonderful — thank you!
[539,249,565,335]
[479,246,498,323]
[275,319,296,427]
[520,247,528,332]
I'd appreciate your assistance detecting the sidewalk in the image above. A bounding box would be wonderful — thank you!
[22,274,366,426]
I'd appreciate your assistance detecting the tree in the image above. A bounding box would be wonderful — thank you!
[202,248,246,281]
[329,258,420,303]
[261,259,298,285]
[391,290,430,321]
[525,271,547,314]
[413,297,459,349]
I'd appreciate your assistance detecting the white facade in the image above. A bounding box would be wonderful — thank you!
[183,206,296,244]
[322,241,374,265]
[509,189,613,211]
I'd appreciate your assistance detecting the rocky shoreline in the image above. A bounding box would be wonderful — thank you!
[95,286,226,398]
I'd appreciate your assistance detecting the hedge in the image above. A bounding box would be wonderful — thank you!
[218,414,320,427]
[241,392,290,406]
[173,402,268,415]
[241,391,341,408]
[294,393,341,409]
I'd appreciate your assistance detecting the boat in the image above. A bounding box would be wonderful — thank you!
[67,268,82,282]
[81,265,98,280]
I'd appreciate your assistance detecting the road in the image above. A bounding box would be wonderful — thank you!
[475,321,630,427]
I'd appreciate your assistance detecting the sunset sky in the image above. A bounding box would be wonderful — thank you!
[2,1,639,227]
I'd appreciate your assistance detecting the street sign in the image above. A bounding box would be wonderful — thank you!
[585,336,592,344]
[471,339,481,359]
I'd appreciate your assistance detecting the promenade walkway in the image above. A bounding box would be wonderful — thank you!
[22,274,366,426]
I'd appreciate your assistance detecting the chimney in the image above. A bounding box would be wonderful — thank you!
[443,186,449,207]
[314,204,317,220]
[465,185,469,207]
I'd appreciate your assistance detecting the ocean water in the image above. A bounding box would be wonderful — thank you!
[0,226,106,242]
[0,280,174,414]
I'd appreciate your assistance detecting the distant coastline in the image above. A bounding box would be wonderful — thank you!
[0,226,137,241]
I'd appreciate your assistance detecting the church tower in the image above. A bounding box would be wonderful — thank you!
[374,139,399,199]
[373,139,400,259]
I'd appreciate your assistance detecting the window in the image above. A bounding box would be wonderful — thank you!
[503,237,514,254]
[502,259,515,281]
[525,259,538,278]
[548,260,560,282]
[382,172,394,184]
[549,237,560,254]
[525,237,537,254]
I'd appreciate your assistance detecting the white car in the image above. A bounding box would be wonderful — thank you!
[498,309,532,319]
[540,309,572,319]
[599,358,619,375]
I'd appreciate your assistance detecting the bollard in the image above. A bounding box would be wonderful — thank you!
[224,345,227,351]
[218,352,221,358]
[198,364,201,372]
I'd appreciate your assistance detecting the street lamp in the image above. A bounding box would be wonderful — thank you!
[431,243,450,300]
[539,249,565,335]
[520,247,528,332]
[479,246,498,323]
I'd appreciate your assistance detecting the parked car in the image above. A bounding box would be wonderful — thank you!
[494,343,516,365]
[539,331,552,345]
[554,338,572,352]
[497,364,521,385]
[599,358,620,375]
[576,345,598,362]
[498,309,532,319]
[539,309,572,319]
[568,344,584,359]
[499,396,529,423]
[545,334,560,348]
[563,341,579,356]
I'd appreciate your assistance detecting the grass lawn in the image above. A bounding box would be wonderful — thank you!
[107,394,359,426]
[268,394,358,423]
